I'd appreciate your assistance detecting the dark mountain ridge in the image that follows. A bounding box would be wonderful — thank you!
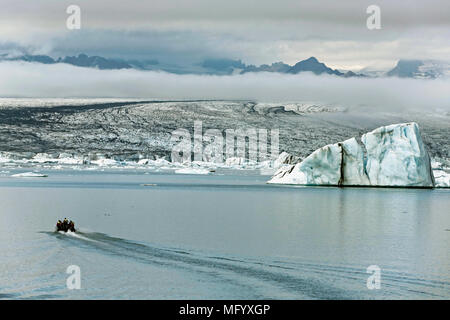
[1,53,447,78]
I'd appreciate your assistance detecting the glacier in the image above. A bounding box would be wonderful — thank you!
[0,99,448,170]
[268,123,437,188]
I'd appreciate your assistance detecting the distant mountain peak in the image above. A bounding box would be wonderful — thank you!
[287,56,344,76]
[0,52,370,77]
[387,60,424,78]
[386,59,449,79]
[304,56,319,62]
[56,53,133,70]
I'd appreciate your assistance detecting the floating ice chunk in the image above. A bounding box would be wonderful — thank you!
[269,123,434,188]
[11,172,48,177]
[362,122,434,187]
[175,168,211,175]
[268,138,368,185]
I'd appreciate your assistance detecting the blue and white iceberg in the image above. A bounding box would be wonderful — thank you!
[268,122,436,187]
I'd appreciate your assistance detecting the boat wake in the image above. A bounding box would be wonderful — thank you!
[56,230,98,242]
[43,230,450,299]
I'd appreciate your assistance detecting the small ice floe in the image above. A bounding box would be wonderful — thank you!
[11,172,48,178]
[91,158,120,167]
[175,168,211,175]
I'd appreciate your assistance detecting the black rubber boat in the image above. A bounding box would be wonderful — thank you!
[56,219,76,232]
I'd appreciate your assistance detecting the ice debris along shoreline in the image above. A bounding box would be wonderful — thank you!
[269,123,449,188]
[0,151,286,174]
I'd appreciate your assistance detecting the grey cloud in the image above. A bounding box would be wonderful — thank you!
[0,1,449,70]
[1,61,449,113]
[1,0,449,27]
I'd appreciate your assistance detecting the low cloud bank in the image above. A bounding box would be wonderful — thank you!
[1,61,449,112]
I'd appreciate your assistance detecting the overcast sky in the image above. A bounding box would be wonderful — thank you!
[0,0,449,70]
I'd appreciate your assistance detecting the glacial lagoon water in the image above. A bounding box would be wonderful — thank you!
[0,170,449,299]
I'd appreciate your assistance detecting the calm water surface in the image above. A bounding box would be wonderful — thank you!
[0,170,449,299]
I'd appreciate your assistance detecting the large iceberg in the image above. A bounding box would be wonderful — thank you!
[268,123,435,188]
[269,138,369,186]
[362,123,434,187]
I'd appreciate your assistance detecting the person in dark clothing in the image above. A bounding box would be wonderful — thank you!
[68,220,76,232]
[56,218,76,232]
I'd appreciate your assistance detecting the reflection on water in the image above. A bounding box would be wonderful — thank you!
[0,171,449,299]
